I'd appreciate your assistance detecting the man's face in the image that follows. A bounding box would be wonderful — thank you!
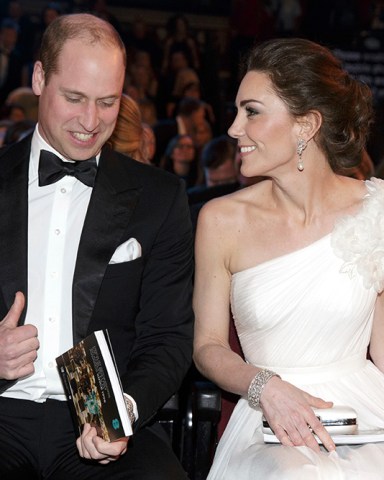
[32,38,125,161]
[206,157,237,187]
[1,26,18,51]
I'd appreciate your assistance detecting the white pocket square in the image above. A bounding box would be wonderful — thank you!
[109,238,142,264]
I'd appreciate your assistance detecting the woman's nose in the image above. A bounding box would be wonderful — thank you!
[227,115,243,139]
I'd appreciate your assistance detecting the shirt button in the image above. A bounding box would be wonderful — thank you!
[60,188,66,194]
[48,362,54,368]
[54,229,60,235]
[48,317,55,323]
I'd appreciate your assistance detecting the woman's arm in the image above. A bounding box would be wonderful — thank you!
[369,291,384,372]
[193,200,258,396]
[193,199,335,452]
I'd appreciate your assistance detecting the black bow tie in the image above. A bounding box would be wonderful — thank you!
[38,150,97,187]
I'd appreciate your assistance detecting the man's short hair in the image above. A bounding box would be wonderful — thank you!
[201,135,237,170]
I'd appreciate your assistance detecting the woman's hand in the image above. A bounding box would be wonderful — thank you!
[260,376,336,452]
[76,423,129,464]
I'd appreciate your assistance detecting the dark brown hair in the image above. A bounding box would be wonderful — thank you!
[243,38,374,171]
[39,13,126,85]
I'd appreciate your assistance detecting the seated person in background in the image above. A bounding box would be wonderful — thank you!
[153,96,206,166]
[166,68,200,118]
[5,86,39,122]
[160,134,202,188]
[193,37,384,479]
[138,97,158,127]
[1,118,35,145]
[188,134,240,233]
[188,135,264,231]
[0,18,24,104]
[141,122,156,164]
[188,134,240,205]
[108,93,152,164]
[0,119,14,146]
[193,118,213,164]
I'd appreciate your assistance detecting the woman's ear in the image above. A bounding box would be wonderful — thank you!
[297,110,322,142]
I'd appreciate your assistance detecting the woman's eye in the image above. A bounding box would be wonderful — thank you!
[245,106,258,117]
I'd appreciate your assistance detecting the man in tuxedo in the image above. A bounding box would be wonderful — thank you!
[0,13,193,480]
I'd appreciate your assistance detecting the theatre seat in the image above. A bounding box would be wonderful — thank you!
[156,374,222,479]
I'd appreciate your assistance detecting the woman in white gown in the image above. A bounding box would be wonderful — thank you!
[193,37,384,479]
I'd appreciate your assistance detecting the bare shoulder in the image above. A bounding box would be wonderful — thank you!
[335,175,371,214]
[197,180,271,231]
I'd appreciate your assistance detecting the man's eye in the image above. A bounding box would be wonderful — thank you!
[101,102,114,108]
[66,97,81,103]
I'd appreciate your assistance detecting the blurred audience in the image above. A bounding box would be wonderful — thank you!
[187,133,265,231]
[153,96,206,166]
[1,0,35,65]
[157,49,191,118]
[159,133,202,188]
[0,101,25,122]
[1,117,35,145]
[188,135,239,201]
[89,0,122,36]
[125,50,158,102]
[5,86,38,122]
[272,0,303,37]
[138,97,158,127]
[108,93,152,164]
[161,14,200,74]
[124,16,162,71]
[0,1,382,180]
[0,18,24,103]
[142,122,156,164]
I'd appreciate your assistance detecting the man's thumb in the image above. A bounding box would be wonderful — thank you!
[2,292,25,327]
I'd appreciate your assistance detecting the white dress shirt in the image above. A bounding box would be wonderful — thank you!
[3,126,95,402]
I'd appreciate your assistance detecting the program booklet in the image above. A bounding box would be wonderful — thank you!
[56,329,132,442]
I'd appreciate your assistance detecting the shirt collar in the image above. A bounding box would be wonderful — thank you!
[30,124,101,180]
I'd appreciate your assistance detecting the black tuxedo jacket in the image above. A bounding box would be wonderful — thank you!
[0,134,194,430]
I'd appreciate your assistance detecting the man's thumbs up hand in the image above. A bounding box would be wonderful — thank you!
[0,292,39,380]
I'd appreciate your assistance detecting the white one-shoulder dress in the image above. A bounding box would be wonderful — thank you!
[208,178,384,479]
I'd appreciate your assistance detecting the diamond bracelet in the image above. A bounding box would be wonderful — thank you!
[247,369,280,409]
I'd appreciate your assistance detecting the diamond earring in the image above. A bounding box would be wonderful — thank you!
[297,138,307,172]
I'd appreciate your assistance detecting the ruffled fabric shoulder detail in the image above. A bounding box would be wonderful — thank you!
[331,177,384,293]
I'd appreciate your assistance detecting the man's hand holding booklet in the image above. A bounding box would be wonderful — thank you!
[56,329,132,442]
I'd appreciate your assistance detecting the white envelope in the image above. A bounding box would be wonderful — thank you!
[109,238,142,264]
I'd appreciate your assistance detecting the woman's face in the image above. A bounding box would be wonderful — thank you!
[171,136,195,163]
[228,71,300,178]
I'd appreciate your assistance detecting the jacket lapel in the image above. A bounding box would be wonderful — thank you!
[0,136,30,321]
[72,147,141,343]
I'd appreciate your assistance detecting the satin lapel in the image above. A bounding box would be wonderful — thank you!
[0,137,30,322]
[72,148,141,344]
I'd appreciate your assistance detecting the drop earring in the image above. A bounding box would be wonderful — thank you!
[297,138,307,172]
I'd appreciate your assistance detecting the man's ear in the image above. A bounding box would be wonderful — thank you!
[31,61,45,97]
[297,110,322,142]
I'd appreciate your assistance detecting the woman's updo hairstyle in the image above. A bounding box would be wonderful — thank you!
[243,38,374,171]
